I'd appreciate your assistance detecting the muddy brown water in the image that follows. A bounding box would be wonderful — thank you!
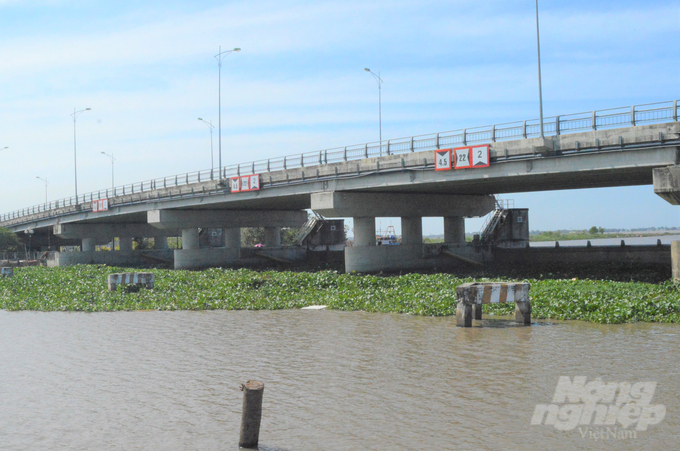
[0,310,677,450]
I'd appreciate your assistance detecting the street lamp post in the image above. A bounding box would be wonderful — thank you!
[36,176,48,203]
[535,0,545,138]
[100,152,116,191]
[70,107,91,203]
[364,68,384,155]
[198,118,215,173]
[214,46,241,178]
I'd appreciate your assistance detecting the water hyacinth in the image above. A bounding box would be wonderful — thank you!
[0,265,679,324]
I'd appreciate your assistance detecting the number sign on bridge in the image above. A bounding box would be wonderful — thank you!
[435,145,489,171]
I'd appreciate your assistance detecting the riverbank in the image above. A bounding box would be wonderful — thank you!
[1,265,679,324]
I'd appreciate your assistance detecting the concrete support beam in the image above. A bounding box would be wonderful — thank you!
[224,228,241,249]
[264,227,281,247]
[182,228,199,250]
[311,192,495,218]
[401,217,422,245]
[353,217,376,247]
[148,210,306,230]
[444,216,466,244]
[119,237,133,252]
[55,223,178,240]
[653,165,680,205]
[82,238,95,252]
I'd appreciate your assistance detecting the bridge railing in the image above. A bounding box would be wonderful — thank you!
[2,99,678,224]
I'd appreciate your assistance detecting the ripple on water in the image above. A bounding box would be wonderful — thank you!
[0,309,678,451]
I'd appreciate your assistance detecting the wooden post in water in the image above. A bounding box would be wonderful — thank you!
[239,380,265,448]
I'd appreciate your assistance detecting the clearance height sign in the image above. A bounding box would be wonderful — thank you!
[231,174,261,193]
[434,144,489,171]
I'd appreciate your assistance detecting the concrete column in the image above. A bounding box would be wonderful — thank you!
[264,227,281,247]
[119,237,133,252]
[154,237,168,250]
[672,241,680,283]
[444,216,465,244]
[401,217,422,245]
[82,238,95,252]
[182,229,200,250]
[353,217,376,246]
[224,228,241,249]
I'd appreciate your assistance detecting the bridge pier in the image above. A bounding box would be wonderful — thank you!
[154,237,168,250]
[82,237,96,252]
[444,216,466,244]
[50,223,178,267]
[148,210,307,269]
[312,192,494,273]
[181,229,200,250]
[224,228,241,249]
[264,227,281,247]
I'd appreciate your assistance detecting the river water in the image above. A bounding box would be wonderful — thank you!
[0,309,677,450]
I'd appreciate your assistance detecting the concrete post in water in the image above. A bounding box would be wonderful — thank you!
[0,267,14,277]
[239,380,265,449]
[456,301,473,327]
[456,282,531,327]
[515,301,531,325]
[473,304,483,320]
[672,241,680,283]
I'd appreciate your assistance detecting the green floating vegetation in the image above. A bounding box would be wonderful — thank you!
[0,265,679,324]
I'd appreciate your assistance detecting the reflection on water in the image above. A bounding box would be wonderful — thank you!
[0,310,677,450]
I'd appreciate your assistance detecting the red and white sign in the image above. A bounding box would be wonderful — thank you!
[249,174,260,191]
[434,149,451,171]
[435,144,489,170]
[231,174,261,193]
[470,145,490,167]
[92,198,109,212]
[240,175,250,191]
[454,147,472,169]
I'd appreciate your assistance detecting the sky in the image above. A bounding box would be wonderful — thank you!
[0,0,679,236]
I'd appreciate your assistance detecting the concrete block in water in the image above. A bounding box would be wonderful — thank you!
[456,282,531,327]
[107,272,155,291]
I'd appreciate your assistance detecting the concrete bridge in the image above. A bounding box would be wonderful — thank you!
[2,100,679,272]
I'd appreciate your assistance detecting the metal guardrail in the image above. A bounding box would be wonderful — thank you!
[1,99,678,224]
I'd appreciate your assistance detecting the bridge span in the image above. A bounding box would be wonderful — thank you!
[2,100,679,272]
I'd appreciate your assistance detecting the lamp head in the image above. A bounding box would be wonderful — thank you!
[364,68,371,72]
[85,108,91,111]
[234,48,241,52]
[198,118,203,121]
